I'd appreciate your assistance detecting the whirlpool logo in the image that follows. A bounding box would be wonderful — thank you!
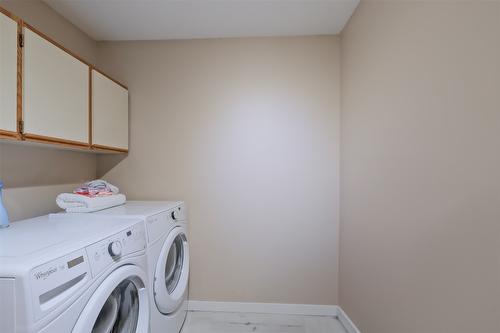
[34,267,57,280]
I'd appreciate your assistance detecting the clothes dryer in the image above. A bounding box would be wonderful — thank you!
[90,201,189,333]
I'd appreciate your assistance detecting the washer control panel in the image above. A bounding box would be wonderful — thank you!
[86,223,146,278]
[147,204,187,244]
[30,249,91,321]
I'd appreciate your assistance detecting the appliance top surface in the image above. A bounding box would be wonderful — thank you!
[0,214,142,261]
[91,201,183,218]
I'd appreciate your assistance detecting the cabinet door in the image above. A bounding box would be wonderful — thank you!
[92,70,128,151]
[23,28,89,144]
[0,11,18,134]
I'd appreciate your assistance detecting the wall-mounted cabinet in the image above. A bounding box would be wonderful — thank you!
[0,5,129,153]
[23,27,89,147]
[92,70,129,152]
[0,9,18,137]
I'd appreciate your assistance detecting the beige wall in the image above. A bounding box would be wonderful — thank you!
[2,3,496,328]
[340,2,500,333]
[0,0,97,221]
[96,36,341,304]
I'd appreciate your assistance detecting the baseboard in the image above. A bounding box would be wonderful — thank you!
[188,300,360,332]
[188,300,338,316]
[336,306,361,333]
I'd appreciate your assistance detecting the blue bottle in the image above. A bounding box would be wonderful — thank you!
[0,181,9,229]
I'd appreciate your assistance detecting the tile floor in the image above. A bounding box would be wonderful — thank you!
[181,311,348,333]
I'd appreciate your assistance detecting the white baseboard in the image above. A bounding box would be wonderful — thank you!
[336,306,361,333]
[188,300,338,316]
[187,300,361,333]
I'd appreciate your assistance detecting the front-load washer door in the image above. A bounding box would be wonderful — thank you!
[72,265,149,333]
[154,226,190,314]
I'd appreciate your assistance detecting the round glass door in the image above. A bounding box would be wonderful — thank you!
[92,279,139,333]
[73,265,149,333]
[154,226,190,314]
[164,233,185,294]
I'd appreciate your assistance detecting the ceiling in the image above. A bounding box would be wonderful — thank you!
[43,0,360,41]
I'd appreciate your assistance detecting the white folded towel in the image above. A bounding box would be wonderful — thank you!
[56,193,126,213]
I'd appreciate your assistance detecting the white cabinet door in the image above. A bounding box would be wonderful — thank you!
[0,11,18,133]
[23,28,89,144]
[92,70,128,150]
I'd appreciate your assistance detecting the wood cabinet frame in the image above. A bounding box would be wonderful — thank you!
[0,6,21,141]
[0,5,128,153]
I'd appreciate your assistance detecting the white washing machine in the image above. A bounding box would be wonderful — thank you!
[90,201,189,333]
[0,213,150,333]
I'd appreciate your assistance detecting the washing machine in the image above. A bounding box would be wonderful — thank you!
[90,201,189,333]
[0,213,150,333]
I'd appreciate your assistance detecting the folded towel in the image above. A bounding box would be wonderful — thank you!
[74,179,119,197]
[56,193,126,213]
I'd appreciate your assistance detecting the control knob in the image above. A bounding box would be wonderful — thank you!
[108,241,122,257]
